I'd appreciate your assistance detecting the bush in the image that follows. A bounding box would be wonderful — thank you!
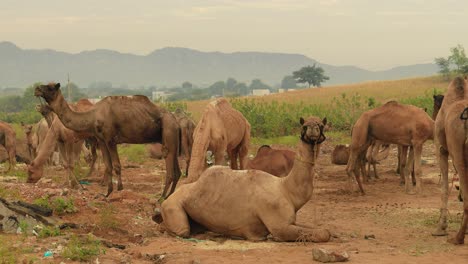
[62,235,103,262]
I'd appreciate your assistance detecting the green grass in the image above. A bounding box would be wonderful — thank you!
[61,234,103,262]
[37,226,62,238]
[251,136,298,147]
[118,144,147,163]
[98,204,119,229]
[33,196,77,215]
[0,235,18,264]
[0,185,22,200]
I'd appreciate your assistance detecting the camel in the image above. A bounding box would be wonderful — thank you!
[0,121,17,172]
[331,145,349,165]
[362,140,390,181]
[246,145,295,177]
[185,98,250,182]
[173,109,195,175]
[433,76,468,244]
[346,101,434,194]
[153,116,330,242]
[27,100,97,187]
[433,94,444,120]
[22,123,35,161]
[34,83,181,198]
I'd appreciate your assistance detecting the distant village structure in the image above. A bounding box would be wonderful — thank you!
[252,89,271,96]
[152,91,168,102]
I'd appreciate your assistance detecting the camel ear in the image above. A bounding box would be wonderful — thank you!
[322,117,327,126]
[299,117,305,125]
[54,83,60,89]
[433,95,437,99]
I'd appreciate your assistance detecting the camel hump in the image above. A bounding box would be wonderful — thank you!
[210,97,229,107]
[383,100,399,106]
[453,76,466,91]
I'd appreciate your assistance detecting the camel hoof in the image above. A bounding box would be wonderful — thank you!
[431,228,448,237]
[448,237,464,245]
[117,185,124,191]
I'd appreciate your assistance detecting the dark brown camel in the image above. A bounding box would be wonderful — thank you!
[433,76,468,244]
[346,101,434,194]
[433,94,444,120]
[246,145,295,177]
[173,108,195,176]
[0,121,16,171]
[34,83,181,198]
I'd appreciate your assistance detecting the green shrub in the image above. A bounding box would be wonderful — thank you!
[37,226,62,238]
[52,197,77,215]
[118,144,146,163]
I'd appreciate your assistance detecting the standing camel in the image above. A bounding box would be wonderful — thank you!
[34,83,181,198]
[433,76,468,244]
[185,98,250,183]
[0,121,16,172]
[173,108,195,176]
[27,101,98,187]
[153,116,330,242]
[346,101,434,194]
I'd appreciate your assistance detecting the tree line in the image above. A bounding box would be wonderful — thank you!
[435,44,468,80]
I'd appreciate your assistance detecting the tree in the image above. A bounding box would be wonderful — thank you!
[449,44,468,73]
[182,81,193,90]
[434,57,451,80]
[280,75,298,88]
[234,82,249,96]
[249,79,271,90]
[293,64,329,88]
[226,78,238,91]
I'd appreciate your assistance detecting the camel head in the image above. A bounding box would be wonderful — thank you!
[433,94,444,109]
[22,123,33,135]
[299,116,327,145]
[35,82,61,104]
[26,162,43,183]
[35,104,53,117]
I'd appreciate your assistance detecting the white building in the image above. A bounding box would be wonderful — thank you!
[152,91,168,102]
[252,89,271,96]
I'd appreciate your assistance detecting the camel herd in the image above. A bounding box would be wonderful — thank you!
[0,77,466,245]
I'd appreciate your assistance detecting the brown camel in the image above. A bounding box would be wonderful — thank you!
[186,98,250,182]
[433,76,468,244]
[433,94,444,120]
[0,121,17,172]
[27,100,97,187]
[363,140,390,181]
[331,145,350,165]
[246,145,295,177]
[153,116,330,242]
[173,108,195,175]
[34,83,181,198]
[346,101,434,194]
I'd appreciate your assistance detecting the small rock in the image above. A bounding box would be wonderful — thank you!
[312,248,349,263]
[61,188,69,196]
[364,234,376,240]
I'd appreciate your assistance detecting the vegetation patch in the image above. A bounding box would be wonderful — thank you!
[61,234,104,262]
[33,196,77,215]
[98,204,119,229]
[118,144,147,163]
[0,185,22,200]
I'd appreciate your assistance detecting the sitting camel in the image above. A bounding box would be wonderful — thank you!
[34,83,181,198]
[27,100,98,187]
[0,121,16,171]
[346,101,434,194]
[246,145,295,177]
[331,145,350,165]
[433,76,468,244]
[153,116,330,242]
[185,98,250,182]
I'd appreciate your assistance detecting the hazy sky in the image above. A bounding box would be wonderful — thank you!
[1,0,467,70]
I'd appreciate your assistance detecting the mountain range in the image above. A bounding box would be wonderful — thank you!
[0,41,438,88]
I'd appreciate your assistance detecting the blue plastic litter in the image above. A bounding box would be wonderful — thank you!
[44,250,53,257]
[79,180,91,185]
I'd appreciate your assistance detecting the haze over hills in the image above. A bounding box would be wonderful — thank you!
[0,41,438,88]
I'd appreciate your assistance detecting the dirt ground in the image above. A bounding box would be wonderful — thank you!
[1,140,467,264]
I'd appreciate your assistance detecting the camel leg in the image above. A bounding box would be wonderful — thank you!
[412,144,423,194]
[107,143,123,191]
[399,146,408,185]
[396,145,402,174]
[98,140,114,197]
[405,147,415,194]
[85,141,98,178]
[7,146,16,172]
[159,198,190,237]
[448,149,467,244]
[228,147,239,170]
[161,114,182,199]
[433,147,449,236]
[238,142,249,170]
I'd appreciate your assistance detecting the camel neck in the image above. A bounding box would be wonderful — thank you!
[48,92,95,133]
[282,141,317,211]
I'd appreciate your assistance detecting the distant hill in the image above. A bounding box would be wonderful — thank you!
[0,41,438,88]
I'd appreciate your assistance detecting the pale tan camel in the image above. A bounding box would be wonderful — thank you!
[0,121,16,172]
[27,100,97,187]
[22,123,35,161]
[346,101,434,194]
[246,145,295,177]
[186,98,250,182]
[433,76,468,244]
[34,83,181,198]
[153,116,330,242]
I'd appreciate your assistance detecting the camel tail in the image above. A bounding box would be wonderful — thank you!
[186,114,211,182]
